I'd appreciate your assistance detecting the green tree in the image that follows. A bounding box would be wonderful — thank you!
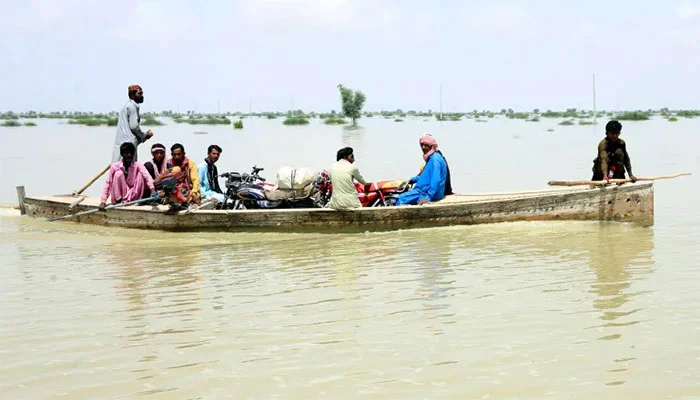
[337,84,366,125]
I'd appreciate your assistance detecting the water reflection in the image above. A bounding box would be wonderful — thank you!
[406,233,456,337]
[340,125,367,160]
[104,241,214,394]
[587,226,654,325]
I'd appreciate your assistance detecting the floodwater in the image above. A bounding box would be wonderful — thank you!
[1,116,699,398]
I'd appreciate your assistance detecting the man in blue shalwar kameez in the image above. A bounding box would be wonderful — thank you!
[396,134,448,206]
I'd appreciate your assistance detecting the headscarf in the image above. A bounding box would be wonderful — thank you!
[146,144,169,177]
[419,133,438,161]
[168,156,193,189]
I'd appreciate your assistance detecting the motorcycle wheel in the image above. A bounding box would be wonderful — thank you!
[384,195,399,207]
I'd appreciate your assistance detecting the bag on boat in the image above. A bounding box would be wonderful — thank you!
[276,166,317,190]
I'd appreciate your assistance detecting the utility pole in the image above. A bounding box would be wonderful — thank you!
[439,84,443,120]
[592,73,597,124]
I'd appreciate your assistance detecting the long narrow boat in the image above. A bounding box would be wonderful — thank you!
[17,182,654,231]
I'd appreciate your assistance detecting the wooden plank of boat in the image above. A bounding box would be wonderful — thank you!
[20,182,654,232]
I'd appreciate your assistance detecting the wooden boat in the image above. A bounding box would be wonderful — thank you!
[17,182,654,232]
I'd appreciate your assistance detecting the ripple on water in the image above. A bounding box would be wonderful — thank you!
[3,215,700,398]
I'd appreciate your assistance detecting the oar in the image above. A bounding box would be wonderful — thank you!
[47,196,155,222]
[548,172,692,187]
[181,199,215,214]
[72,164,111,195]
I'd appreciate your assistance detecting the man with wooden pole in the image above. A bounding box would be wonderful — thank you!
[111,84,154,163]
[72,85,154,197]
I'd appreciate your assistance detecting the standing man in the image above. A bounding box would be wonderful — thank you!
[395,134,447,206]
[169,143,201,205]
[591,120,637,182]
[111,85,154,163]
[99,142,155,211]
[327,147,370,210]
[198,145,224,203]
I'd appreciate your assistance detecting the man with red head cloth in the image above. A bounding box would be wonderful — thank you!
[395,133,448,206]
[111,84,154,163]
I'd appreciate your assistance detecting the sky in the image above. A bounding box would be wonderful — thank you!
[2,0,700,113]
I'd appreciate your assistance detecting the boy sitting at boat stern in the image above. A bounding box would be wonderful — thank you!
[591,120,638,183]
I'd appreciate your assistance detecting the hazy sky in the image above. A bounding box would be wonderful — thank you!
[2,0,700,113]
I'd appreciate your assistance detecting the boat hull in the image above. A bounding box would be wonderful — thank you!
[22,183,654,232]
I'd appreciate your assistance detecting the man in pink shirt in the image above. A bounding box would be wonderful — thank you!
[99,142,155,211]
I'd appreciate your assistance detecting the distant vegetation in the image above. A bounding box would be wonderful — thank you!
[142,115,165,126]
[615,111,650,121]
[324,117,347,125]
[436,113,464,121]
[5,108,700,130]
[337,84,366,125]
[68,117,117,126]
[283,116,309,125]
[180,115,231,125]
[675,110,700,118]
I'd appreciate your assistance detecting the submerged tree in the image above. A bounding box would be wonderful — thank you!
[337,84,366,125]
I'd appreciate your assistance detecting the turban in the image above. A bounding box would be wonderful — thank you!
[419,133,438,161]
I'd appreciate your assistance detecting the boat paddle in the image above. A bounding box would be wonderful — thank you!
[47,196,157,222]
[548,172,692,187]
[72,164,111,196]
[70,135,155,196]
[181,199,215,214]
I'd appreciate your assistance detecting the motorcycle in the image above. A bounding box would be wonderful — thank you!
[314,170,413,207]
[153,170,191,204]
[219,165,319,210]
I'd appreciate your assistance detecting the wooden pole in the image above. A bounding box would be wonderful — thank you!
[548,172,691,187]
[68,195,86,210]
[47,196,154,222]
[73,164,110,195]
[16,186,26,215]
[439,84,443,120]
[592,73,597,124]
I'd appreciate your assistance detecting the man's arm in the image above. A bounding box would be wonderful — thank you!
[622,143,633,177]
[198,164,210,193]
[352,165,367,185]
[144,162,156,180]
[137,163,155,193]
[127,105,147,142]
[100,166,115,206]
[189,163,200,193]
[419,158,443,202]
[598,140,609,178]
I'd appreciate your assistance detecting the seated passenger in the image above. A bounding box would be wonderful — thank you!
[99,142,155,211]
[395,134,447,206]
